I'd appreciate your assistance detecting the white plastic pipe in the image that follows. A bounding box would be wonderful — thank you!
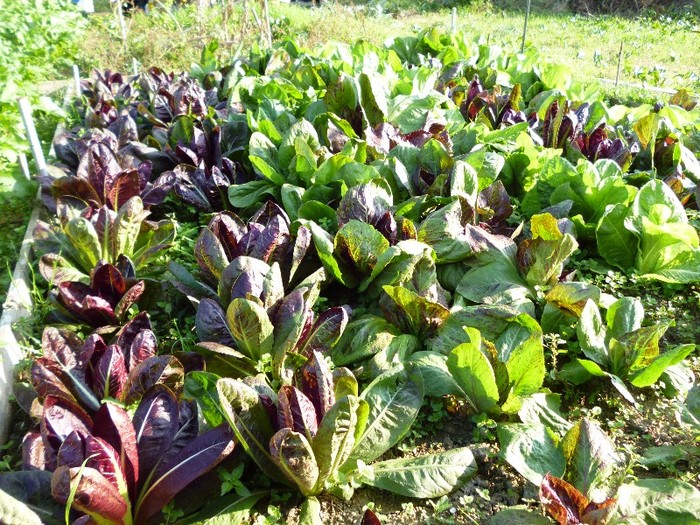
[17,97,47,179]
[72,64,81,98]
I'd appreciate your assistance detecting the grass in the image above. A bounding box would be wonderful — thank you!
[0,171,36,310]
[77,0,700,97]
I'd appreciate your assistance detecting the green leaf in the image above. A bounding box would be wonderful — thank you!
[0,490,44,525]
[606,297,644,340]
[611,479,700,524]
[502,324,545,413]
[417,199,476,264]
[559,358,607,384]
[64,217,101,271]
[632,113,661,150]
[519,214,578,288]
[249,132,284,184]
[596,203,637,271]
[345,366,424,469]
[179,491,267,525]
[226,299,274,362]
[456,243,532,306]
[629,344,696,388]
[312,395,361,491]
[408,352,463,398]
[299,497,324,525]
[335,221,390,275]
[576,300,608,366]
[216,378,281,481]
[228,180,278,209]
[447,340,500,414]
[359,72,388,128]
[358,447,476,499]
[184,371,225,427]
[269,429,319,496]
[518,394,572,435]
[560,419,619,501]
[640,445,700,468]
[381,285,450,339]
[281,184,305,221]
[113,196,148,260]
[308,221,359,288]
[497,423,565,486]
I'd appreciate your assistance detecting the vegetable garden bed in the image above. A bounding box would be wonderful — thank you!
[0,29,699,525]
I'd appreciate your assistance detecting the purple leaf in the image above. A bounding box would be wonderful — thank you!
[113,280,146,320]
[83,434,125,491]
[276,386,319,440]
[133,385,180,479]
[127,329,158,370]
[116,312,152,351]
[51,466,128,524]
[208,212,246,262]
[134,425,235,524]
[195,227,229,282]
[92,403,139,498]
[196,298,235,345]
[22,432,46,470]
[91,264,127,305]
[121,355,184,405]
[108,170,142,210]
[41,397,93,470]
[30,361,77,406]
[299,351,336,422]
[92,345,128,400]
[295,306,350,356]
[361,508,382,525]
[56,430,86,468]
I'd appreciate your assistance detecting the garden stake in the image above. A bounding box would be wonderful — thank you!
[72,64,81,98]
[451,7,457,33]
[116,0,128,46]
[17,97,47,179]
[263,0,273,49]
[133,57,139,77]
[521,0,531,53]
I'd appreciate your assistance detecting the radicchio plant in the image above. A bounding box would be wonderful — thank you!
[170,201,320,307]
[51,260,145,329]
[34,195,176,284]
[541,100,638,170]
[49,397,234,525]
[46,141,173,214]
[457,76,530,130]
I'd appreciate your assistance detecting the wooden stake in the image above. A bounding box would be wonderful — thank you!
[262,0,272,48]
[615,42,623,89]
[521,0,531,53]
[132,57,139,77]
[17,98,46,179]
[451,7,457,33]
[72,64,81,99]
